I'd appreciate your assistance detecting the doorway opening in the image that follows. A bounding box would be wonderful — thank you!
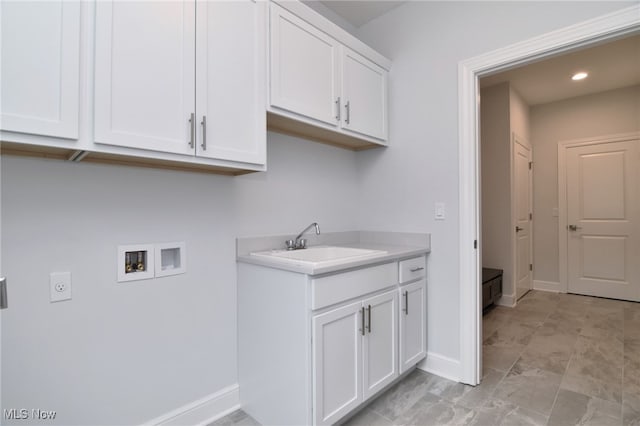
[458,5,639,386]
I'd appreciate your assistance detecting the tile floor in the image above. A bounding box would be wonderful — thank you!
[212,290,640,425]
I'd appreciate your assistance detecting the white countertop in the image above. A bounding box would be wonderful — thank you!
[236,231,430,275]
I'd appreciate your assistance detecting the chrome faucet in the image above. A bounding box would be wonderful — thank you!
[286,222,320,250]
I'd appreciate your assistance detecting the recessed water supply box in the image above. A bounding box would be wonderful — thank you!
[117,244,154,282]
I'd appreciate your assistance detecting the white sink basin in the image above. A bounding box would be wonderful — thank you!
[251,246,388,266]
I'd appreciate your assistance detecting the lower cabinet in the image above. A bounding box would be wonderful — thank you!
[312,290,398,425]
[237,255,427,426]
[399,279,427,373]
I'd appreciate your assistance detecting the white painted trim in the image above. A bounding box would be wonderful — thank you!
[142,384,240,426]
[417,352,461,383]
[459,5,639,387]
[533,280,561,293]
[557,131,640,294]
[497,294,516,308]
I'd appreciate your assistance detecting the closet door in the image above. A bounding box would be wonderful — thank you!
[195,0,266,165]
[1,1,81,139]
[94,1,196,155]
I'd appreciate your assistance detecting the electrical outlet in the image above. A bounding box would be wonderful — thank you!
[50,272,72,303]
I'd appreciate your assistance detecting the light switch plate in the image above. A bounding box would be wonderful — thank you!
[435,202,446,220]
[50,272,71,303]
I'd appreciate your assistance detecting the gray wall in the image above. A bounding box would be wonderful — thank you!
[480,83,512,293]
[531,84,640,284]
[1,133,358,425]
[355,1,633,361]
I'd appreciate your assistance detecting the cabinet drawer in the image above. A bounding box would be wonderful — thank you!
[312,262,397,310]
[399,256,426,283]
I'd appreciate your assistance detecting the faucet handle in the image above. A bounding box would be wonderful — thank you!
[285,239,296,250]
[297,239,307,249]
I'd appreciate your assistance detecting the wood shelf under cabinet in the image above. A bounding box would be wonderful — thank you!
[267,112,386,151]
[1,142,257,176]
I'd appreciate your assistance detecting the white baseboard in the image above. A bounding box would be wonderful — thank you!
[533,280,561,292]
[418,352,461,382]
[143,384,240,426]
[497,293,516,307]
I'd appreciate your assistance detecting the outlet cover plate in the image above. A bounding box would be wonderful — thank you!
[50,272,72,303]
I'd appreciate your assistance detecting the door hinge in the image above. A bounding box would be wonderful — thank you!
[529,264,533,271]
[0,277,7,309]
[474,240,477,249]
[529,161,532,170]
[529,213,533,220]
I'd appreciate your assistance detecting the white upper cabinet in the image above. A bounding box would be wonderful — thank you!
[1,1,81,139]
[94,0,265,169]
[267,1,390,148]
[94,1,196,155]
[270,3,339,127]
[341,47,388,141]
[195,0,266,165]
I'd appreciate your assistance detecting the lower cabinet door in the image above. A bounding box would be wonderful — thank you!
[312,301,363,425]
[362,290,398,399]
[399,280,427,373]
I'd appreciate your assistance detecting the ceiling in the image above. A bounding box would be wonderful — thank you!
[481,34,640,106]
[319,1,405,27]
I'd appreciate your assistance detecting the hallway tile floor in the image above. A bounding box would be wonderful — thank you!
[212,291,640,425]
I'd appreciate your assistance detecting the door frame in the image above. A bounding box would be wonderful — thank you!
[512,133,533,301]
[458,5,639,386]
[557,131,640,294]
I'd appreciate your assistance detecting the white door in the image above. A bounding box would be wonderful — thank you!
[0,1,81,139]
[340,47,388,141]
[195,0,265,165]
[566,140,640,301]
[94,1,196,155]
[312,302,363,425]
[399,280,427,374]
[514,137,533,300]
[269,3,340,127]
[362,290,398,399]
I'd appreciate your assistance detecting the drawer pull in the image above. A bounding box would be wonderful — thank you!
[410,267,424,273]
[404,290,409,315]
[360,306,365,336]
[367,305,371,333]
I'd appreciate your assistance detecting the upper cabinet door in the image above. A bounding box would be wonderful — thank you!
[341,47,388,141]
[270,3,339,127]
[195,0,266,165]
[1,1,81,139]
[94,1,195,155]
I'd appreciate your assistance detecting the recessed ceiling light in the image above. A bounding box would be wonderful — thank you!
[571,72,588,81]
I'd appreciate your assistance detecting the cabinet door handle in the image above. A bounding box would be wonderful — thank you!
[360,306,365,336]
[335,97,341,121]
[404,290,409,315]
[410,267,424,272]
[201,116,207,151]
[367,304,371,333]
[345,101,350,124]
[188,113,195,148]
